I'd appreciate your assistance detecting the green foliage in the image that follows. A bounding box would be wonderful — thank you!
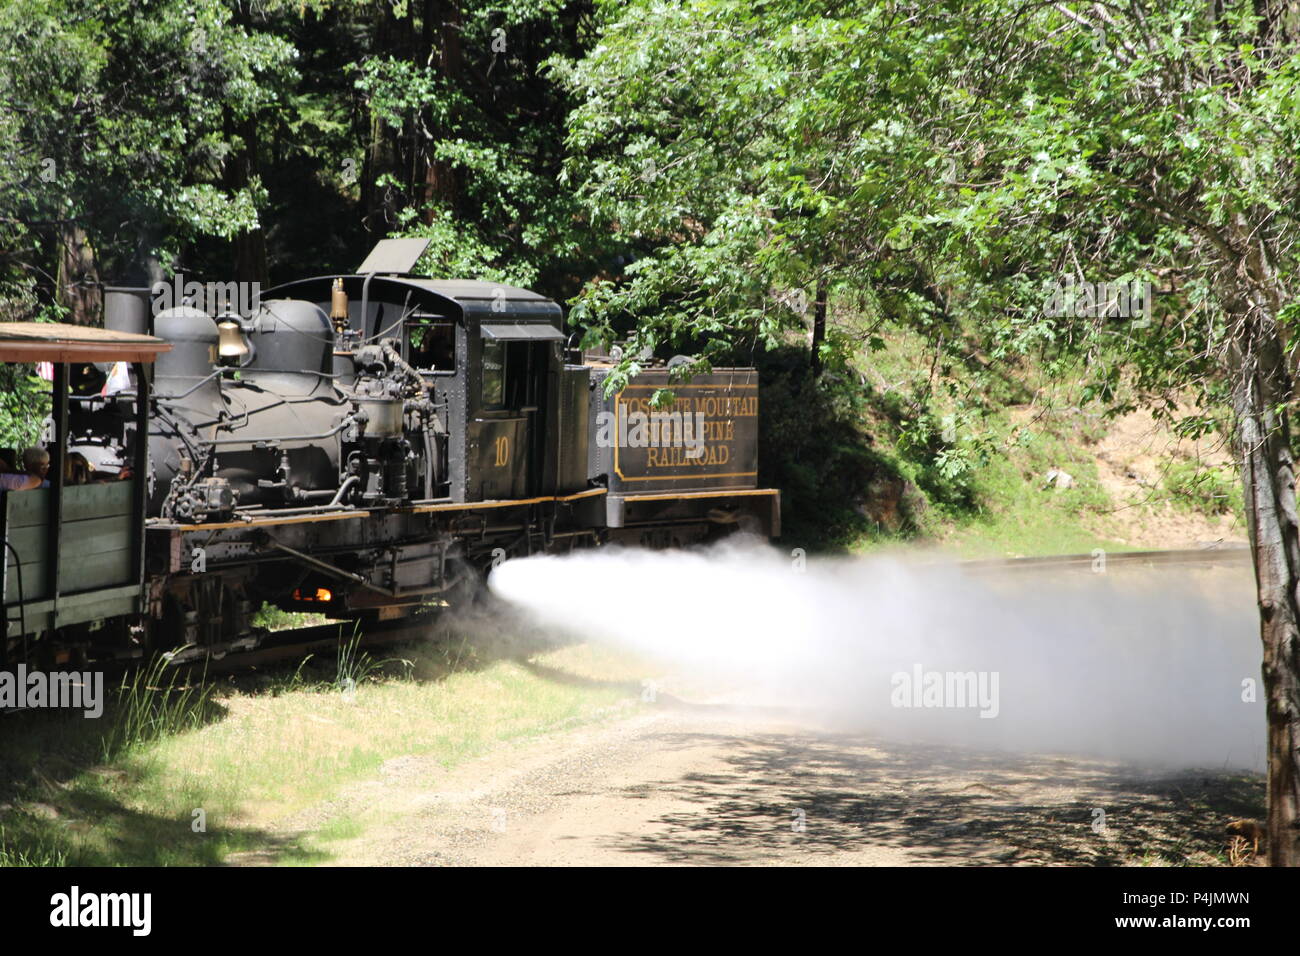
[355,1,613,298]
[561,0,1298,456]
[0,0,298,282]
[0,278,58,450]
[1162,461,1245,518]
[756,349,883,546]
[0,823,68,867]
[335,626,377,690]
[250,602,328,632]
[895,405,998,513]
[0,368,50,453]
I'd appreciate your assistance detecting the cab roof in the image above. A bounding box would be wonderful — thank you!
[0,322,171,364]
[264,275,562,324]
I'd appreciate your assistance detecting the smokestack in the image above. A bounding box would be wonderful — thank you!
[103,286,151,335]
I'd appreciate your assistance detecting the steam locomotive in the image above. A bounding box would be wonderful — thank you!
[1,239,779,665]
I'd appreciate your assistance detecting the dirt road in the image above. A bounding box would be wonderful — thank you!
[307,691,1261,867]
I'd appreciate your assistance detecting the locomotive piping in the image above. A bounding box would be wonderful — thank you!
[256,534,397,597]
[195,413,357,447]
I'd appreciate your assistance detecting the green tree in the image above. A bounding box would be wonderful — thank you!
[356,0,611,299]
[0,0,296,308]
[564,0,1300,863]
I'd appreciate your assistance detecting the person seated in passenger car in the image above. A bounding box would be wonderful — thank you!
[65,452,92,486]
[0,447,50,491]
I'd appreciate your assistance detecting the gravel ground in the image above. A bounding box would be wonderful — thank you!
[251,694,1264,867]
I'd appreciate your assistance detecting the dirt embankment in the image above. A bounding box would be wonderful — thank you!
[1089,409,1245,550]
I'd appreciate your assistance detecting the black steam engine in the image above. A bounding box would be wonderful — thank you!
[5,239,780,665]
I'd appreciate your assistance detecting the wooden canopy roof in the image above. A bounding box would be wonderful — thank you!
[0,322,170,364]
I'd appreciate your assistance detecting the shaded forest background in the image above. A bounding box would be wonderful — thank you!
[0,0,1289,551]
[0,0,898,544]
[0,0,615,305]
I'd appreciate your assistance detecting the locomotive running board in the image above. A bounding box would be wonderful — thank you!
[404,487,607,514]
[148,510,369,532]
[147,488,608,531]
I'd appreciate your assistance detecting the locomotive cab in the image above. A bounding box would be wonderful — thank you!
[268,251,580,507]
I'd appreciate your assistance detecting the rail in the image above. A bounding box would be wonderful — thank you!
[955,544,1251,574]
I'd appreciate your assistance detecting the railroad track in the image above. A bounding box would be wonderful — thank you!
[1,615,441,716]
[161,614,444,678]
[3,544,1258,705]
[218,544,1253,672]
[956,543,1252,574]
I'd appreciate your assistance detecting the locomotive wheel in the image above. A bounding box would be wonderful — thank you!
[441,558,489,611]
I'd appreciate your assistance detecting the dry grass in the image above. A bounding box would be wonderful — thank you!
[0,624,659,866]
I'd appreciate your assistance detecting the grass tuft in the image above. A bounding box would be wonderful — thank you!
[101,651,217,761]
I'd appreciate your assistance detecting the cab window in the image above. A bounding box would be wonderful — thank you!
[482,340,505,408]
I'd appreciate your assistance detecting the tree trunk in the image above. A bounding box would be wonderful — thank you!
[56,225,101,325]
[362,0,404,235]
[1229,310,1300,866]
[224,6,268,288]
[811,279,828,376]
[420,0,462,220]
[224,113,268,288]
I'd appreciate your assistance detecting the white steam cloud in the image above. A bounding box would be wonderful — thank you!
[489,540,1264,771]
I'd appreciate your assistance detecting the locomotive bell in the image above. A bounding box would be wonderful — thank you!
[217,318,250,360]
